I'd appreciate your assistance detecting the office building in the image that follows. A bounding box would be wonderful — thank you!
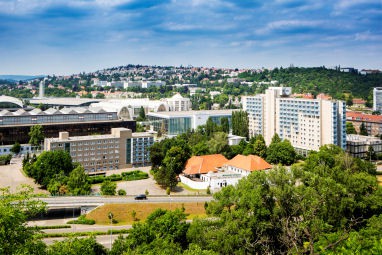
[346,134,382,158]
[243,87,346,154]
[44,128,154,173]
[373,87,382,112]
[147,109,234,136]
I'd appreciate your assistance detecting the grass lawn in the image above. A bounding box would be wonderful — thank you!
[86,202,206,225]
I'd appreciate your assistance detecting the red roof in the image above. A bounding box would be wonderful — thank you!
[352,98,366,105]
[183,154,228,175]
[225,155,272,172]
[347,111,382,123]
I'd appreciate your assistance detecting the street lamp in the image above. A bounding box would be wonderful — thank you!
[108,212,114,250]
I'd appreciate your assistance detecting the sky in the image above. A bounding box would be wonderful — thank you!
[0,0,381,75]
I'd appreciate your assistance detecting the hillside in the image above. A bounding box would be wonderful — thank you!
[239,67,382,99]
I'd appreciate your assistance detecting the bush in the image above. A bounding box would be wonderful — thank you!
[121,170,149,181]
[30,225,71,230]
[0,154,12,165]
[67,215,95,225]
[118,189,126,196]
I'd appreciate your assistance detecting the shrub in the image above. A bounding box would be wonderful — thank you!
[118,189,126,196]
[67,215,95,225]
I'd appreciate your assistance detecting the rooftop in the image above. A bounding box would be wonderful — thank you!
[147,109,235,118]
[225,154,272,172]
[347,111,382,123]
[29,97,103,106]
[183,154,228,175]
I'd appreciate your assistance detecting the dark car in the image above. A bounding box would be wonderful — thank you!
[134,194,147,200]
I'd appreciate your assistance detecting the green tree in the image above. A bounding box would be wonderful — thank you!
[28,125,44,148]
[111,209,189,255]
[46,236,107,255]
[267,139,296,165]
[253,135,267,158]
[205,117,217,137]
[0,185,47,255]
[360,122,368,136]
[346,122,357,134]
[242,142,254,155]
[208,132,228,154]
[67,165,91,195]
[192,142,210,156]
[137,106,146,121]
[220,117,230,133]
[100,180,117,195]
[24,150,74,188]
[11,142,21,154]
[231,110,249,138]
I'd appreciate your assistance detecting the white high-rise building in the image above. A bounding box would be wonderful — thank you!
[373,87,382,112]
[243,87,346,154]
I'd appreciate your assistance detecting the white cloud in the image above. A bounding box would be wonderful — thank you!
[256,19,325,34]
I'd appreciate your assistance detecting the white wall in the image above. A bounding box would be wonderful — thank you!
[179,175,209,190]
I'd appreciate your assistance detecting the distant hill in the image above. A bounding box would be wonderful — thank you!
[0,75,45,81]
[238,67,382,99]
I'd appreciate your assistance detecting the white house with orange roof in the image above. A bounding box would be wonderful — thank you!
[180,154,272,190]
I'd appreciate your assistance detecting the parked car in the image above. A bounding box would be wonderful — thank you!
[134,194,147,200]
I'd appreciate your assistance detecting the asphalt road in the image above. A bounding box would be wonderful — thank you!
[39,195,213,207]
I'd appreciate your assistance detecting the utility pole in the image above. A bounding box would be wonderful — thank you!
[108,212,114,250]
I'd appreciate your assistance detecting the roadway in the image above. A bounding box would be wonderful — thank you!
[38,195,213,208]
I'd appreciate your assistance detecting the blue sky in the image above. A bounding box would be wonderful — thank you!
[0,0,381,75]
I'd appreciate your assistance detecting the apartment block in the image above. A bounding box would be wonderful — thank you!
[243,87,346,154]
[44,128,154,173]
[373,87,382,112]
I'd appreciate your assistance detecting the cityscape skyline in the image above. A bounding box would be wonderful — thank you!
[1,0,381,75]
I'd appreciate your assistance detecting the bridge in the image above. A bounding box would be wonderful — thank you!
[38,195,213,215]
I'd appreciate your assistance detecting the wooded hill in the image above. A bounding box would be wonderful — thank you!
[239,67,382,99]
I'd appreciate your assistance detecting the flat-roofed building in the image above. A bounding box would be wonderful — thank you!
[44,128,154,173]
[243,87,346,154]
[147,109,234,136]
[346,134,382,158]
[0,106,136,145]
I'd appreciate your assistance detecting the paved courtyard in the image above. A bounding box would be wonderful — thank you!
[92,166,202,196]
[0,156,48,194]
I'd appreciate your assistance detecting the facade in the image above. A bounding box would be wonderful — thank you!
[44,128,154,173]
[243,87,346,153]
[0,107,135,145]
[147,110,234,136]
[0,144,34,156]
[346,134,382,158]
[346,111,382,136]
[373,87,382,112]
[166,93,192,111]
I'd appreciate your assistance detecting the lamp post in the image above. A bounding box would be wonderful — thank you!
[108,212,114,250]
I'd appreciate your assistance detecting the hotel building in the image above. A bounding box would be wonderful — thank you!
[44,128,154,173]
[243,87,346,154]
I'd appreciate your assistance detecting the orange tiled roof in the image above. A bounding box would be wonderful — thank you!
[225,154,272,172]
[347,111,382,123]
[183,154,228,175]
[352,98,366,104]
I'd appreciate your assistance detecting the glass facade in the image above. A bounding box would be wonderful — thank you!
[126,139,131,164]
